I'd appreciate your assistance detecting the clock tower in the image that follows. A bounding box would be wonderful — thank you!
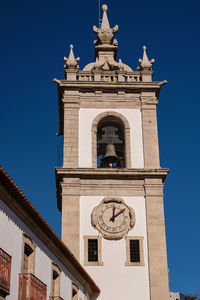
[55,4,169,300]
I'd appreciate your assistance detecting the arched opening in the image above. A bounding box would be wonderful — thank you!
[97,115,125,168]
[92,111,131,168]
[23,244,33,273]
[51,263,61,298]
[52,270,60,296]
[22,234,36,274]
[72,283,78,300]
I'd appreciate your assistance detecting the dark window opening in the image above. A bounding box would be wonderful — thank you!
[88,239,98,262]
[130,240,140,262]
[24,244,33,256]
[72,284,78,300]
[53,270,59,280]
[23,243,34,273]
[97,116,125,168]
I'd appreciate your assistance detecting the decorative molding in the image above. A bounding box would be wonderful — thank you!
[56,167,169,178]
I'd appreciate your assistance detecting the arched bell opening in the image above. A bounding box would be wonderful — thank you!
[97,115,125,168]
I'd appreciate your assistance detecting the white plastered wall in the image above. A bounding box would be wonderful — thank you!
[0,199,86,300]
[80,196,150,300]
[79,108,144,168]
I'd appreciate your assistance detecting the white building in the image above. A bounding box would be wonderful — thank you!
[0,166,100,300]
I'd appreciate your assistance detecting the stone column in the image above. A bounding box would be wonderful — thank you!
[145,178,169,300]
[63,91,79,168]
[141,92,160,168]
[61,178,80,260]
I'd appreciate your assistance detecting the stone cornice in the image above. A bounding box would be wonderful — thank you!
[56,80,163,93]
[55,167,169,178]
[55,168,169,211]
[55,80,166,135]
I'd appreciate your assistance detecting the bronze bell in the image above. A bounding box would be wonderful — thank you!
[101,144,121,167]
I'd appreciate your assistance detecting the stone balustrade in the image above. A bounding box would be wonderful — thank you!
[66,70,142,82]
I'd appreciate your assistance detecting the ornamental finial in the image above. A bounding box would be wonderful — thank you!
[138,46,155,71]
[101,4,110,29]
[93,4,118,46]
[64,44,80,70]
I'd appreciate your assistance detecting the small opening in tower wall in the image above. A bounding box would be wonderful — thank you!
[130,240,140,263]
[97,116,125,168]
[88,239,98,262]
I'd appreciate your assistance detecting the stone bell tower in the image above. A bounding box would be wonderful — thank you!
[55,4,169,300]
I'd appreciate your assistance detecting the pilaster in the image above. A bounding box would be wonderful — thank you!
[61,177,80,259]
[63,91,80,168]
[145,178,169,300]
[141,92,160,168]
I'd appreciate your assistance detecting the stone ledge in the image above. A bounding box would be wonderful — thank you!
[55,168,169,210]
[55,167,169,179]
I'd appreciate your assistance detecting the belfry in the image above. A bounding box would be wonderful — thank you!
[54,4,169,300]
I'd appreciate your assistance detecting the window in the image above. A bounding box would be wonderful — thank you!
[88,239,98,262]
[50,263,61,298]
[130,240,140,262]
[24,244,33,273]
[125,237,144,266]
[72,282,78,300]
[21,234,36,274]
[19,234,47,300]
[0,248,11,298]
[83,236,103,266]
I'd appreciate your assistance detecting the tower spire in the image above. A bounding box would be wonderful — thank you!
[93,4,119,61]
[82,4,133,72]
[101,4,110,29]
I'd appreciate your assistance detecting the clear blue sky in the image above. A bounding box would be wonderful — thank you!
[0,0,200,295]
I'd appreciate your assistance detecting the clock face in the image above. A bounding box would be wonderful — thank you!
[98,202,129,234]
[91,197,135,240]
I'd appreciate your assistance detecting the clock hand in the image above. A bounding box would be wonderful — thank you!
[110,206,115,222]
[113,208,125,218]
[110,208,125,222]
